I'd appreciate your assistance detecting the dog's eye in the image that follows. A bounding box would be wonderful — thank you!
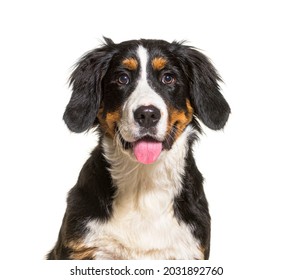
[117,74,130,85]
[161,73,175,85]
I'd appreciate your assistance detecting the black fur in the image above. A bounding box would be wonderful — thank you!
[47,142,116,259]
[63,45,116,133]
[180,46,230,130]
[174,134,211,259]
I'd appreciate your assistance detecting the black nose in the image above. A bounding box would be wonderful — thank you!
[134,105,161,128]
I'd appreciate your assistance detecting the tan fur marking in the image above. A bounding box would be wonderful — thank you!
[152,57,167,71]
[97,107,121,138]
[66,240,97,260]
[167,99,194,141]
[195,245,205,260]
[122,58,138,70]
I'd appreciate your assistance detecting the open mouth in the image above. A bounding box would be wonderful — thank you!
[118,134,164,164]
[118,125,177,165]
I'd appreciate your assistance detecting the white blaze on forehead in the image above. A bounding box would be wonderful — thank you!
[119,46,168,142]
[137,45,148,81]
[132,46,163,106]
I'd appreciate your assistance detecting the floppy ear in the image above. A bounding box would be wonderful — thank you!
[182,47,230,130]
[63,41,114,133]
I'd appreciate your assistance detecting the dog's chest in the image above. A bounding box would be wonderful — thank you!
[84,159,203,260]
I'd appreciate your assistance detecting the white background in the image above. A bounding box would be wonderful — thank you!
[0,0,292,278]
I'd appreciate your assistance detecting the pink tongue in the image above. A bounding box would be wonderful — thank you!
[133,140,163,164]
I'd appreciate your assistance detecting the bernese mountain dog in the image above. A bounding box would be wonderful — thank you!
[47,38,230,260]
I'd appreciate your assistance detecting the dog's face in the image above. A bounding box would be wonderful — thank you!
[64,38,230,164]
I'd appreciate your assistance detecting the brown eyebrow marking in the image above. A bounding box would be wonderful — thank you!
[152,57,168,71]
[122,58,138,70]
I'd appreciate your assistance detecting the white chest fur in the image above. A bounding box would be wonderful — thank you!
[84,127,203,259]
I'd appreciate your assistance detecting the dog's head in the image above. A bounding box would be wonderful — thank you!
[64,38,230,164]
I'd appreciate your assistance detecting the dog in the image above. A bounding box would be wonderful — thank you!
[47,38,230,260]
